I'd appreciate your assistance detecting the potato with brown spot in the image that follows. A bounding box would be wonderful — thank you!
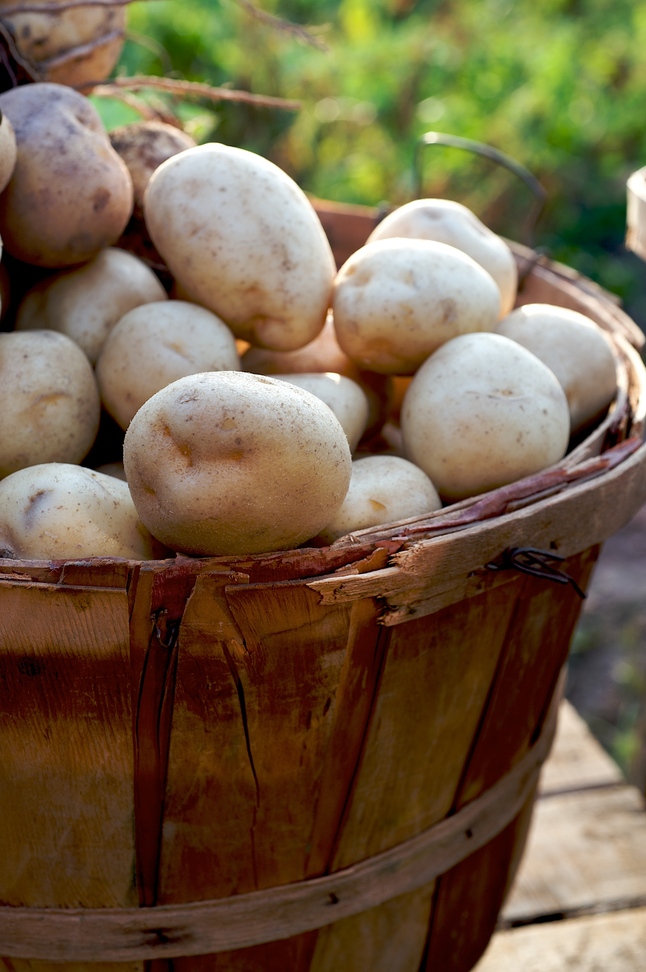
[0,330,100,478]
[143,143,336,351]
[316,455,442,543]
[332,238,501,374]
[0,463,162,561]
[15,247,168,363]
[401,332,571,501]
[0,82,133,267]
[123,371,353,555]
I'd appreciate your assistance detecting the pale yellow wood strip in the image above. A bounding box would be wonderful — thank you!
[539,700,623,795]
[502,786,646,925]
[473,906,646,971]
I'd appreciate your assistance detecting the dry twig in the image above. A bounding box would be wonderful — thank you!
[84,73,301,111]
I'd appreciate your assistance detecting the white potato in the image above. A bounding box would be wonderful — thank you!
[123,371,352,556]
[0,463,161,560]
[496,303,618,433]
[15,247,168,364]
[332,238,501,374]
[272,373,369,452]
[317,455,441,543]
[96,300,240,429]
[0,330,100,478]
[401,332,570,501]
[242,313,393,439]
[143,143,336,351]
[0,110,16,195]
[368,198,518,317]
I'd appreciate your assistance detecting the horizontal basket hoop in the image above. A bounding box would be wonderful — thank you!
[0,685,559,963]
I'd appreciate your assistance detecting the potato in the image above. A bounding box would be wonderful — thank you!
[143,143,336,351]
[0,330,100,478]
[271,373,369,452]
[96,300,240,429]
[0,110,16,195]
[316,455,442,543]
[367,198,518,317]
[0,83,133,267]
[123,371,352,556]
[496,303,618,434]
[0,0,126,88]
[15,247,168,363]
[0,463,161,560]
[242,313,393,439]
[401,332,570,501]
[110,121,197,213]
[332,238,501,374]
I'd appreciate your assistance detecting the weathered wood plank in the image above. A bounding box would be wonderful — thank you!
[502,785,646,925]
[474,906,646,971]
[310,579,526,972]
[539,699,623,795]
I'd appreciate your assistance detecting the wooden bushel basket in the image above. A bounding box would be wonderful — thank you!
[1,201,646,972]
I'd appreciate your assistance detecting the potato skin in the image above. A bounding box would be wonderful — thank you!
[143,143,336,352]
[332,238,501,374]
[109,121,197,212]
[15,247,167,363]
[0,82,133,267]
[0,330,100,478]
[496,303,618,434]
[96,300,240,429]
[271,372,369,453]
[317,455,442,543]
[368,198,518,317]
[123,371,353,555]
[0,1,126,87]
[0,463,161,561]
[401,332,570,501]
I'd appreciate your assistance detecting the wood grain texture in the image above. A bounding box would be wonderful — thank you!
[423,550,597,971]
[309,578,528,972]
[0,579,140,972]
[538,698,624,795]
[502,785,646,925]
[474,906,646,971]
[0,714,553,962]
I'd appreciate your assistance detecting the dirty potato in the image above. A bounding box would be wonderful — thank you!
[0,82,133,266]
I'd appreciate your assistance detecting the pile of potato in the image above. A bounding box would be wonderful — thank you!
[0,81,620,561]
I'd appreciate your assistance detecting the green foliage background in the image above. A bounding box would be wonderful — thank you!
[108,0,646,330]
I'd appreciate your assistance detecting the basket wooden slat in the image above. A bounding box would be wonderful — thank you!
[0,201,645,972]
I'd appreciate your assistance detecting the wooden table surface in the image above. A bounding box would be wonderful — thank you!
[473,699,646,970]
